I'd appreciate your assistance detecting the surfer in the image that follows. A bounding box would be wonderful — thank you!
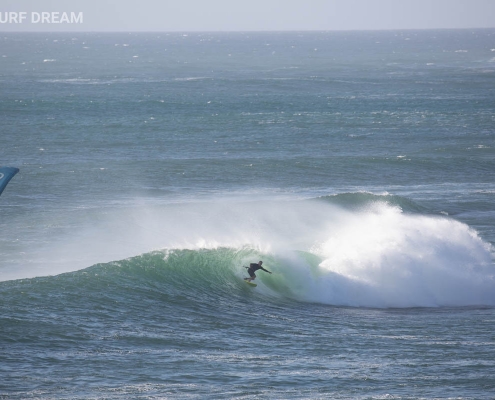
[244,261,272,282]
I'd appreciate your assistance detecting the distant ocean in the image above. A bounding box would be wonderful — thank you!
[1,30,495,399]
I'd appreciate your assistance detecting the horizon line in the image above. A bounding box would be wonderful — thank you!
[2,26,495,34]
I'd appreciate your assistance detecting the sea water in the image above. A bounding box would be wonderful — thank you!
[1,30,495,398]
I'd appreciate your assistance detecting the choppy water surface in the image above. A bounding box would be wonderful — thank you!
[1,30,495,398]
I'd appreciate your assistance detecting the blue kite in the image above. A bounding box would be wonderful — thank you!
[0,167,19,196]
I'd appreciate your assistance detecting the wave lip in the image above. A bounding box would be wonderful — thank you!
[316,192,430,214]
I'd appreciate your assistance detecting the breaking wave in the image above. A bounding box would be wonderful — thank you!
[4,193,494,308]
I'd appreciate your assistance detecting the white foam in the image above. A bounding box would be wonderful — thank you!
[302,204,494,307]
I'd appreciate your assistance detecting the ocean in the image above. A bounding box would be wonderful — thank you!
[1,30,495,399]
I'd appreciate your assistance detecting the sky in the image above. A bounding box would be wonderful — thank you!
[1,0,495,32]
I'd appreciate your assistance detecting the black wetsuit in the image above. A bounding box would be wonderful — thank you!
[247,263,269,278]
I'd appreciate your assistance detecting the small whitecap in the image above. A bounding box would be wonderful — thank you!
[43,59,56,62]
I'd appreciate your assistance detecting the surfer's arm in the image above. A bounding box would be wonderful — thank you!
[261,267,272,274]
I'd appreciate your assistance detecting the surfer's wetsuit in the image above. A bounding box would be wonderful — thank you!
[247,262,271,279]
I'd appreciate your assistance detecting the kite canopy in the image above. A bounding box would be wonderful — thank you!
[0,167,19,196]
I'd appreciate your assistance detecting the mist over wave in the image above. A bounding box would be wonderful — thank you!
[6,193,494,308]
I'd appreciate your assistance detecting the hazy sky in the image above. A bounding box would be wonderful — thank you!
[1,0,495,32]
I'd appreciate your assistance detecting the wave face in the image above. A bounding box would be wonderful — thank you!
[8,193,494,309]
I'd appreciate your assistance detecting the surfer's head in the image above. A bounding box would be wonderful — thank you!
[259,261,263,265]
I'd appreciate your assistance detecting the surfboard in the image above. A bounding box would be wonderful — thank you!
[244,279,257,287]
